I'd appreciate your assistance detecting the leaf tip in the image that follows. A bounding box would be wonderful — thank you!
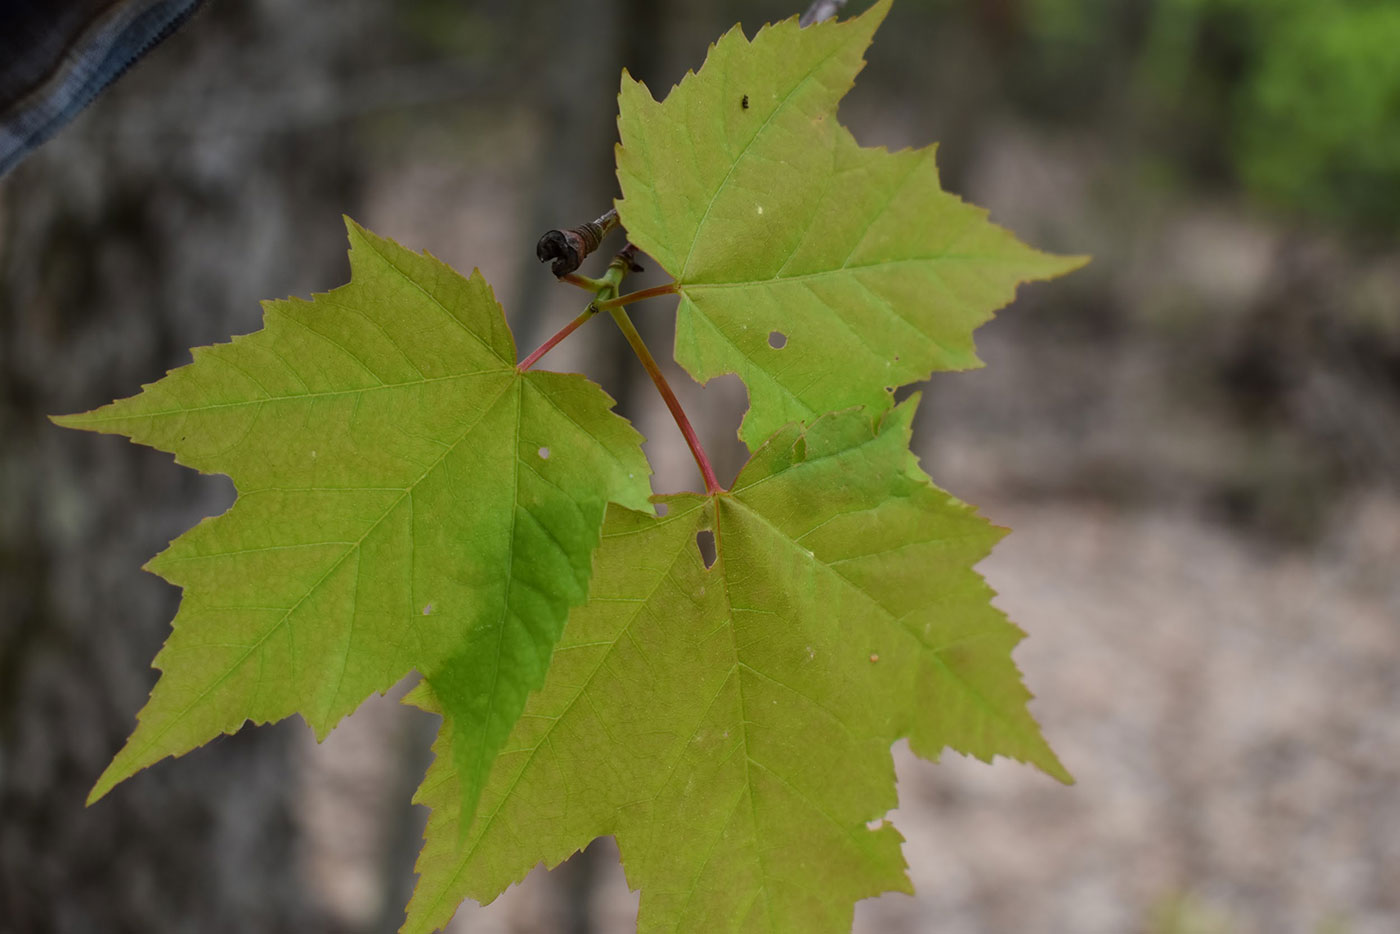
[343,215,384,258]
[341,213,369,239]
[1048,251,1092,278]
[1012,705,1075,785]
[85,757,135,806]
[863,0,895,25]
[1040,749,1076,786]
[616,65,654,106]
[836,0,893,47]
[48,401,129,435]
[48,411,85,430]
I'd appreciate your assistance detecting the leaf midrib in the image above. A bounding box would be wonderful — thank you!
[680,252,1008,291]
[66,369,506,424]
[727,491,1051,757]
[115,376,520,773]
[414,503,709,929]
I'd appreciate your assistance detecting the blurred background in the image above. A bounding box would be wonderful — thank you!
[1,0,1397,932]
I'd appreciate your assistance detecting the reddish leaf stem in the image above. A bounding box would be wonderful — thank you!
[522,244,717,494]
[517,306,596,372]
[593,282,679,310]
[607,306,722,495]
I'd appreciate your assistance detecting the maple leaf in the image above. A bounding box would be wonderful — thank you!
[401,400,1068,934]
[54,221,653,822]
[615,0,1087,448]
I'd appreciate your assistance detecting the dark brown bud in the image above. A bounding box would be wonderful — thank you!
[536,208,619,277]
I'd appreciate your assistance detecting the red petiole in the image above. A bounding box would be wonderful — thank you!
[517,306,596,372]
[607,305,722,495]
[523,243,720,495]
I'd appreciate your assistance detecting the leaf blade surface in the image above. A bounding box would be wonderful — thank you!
[615,0,1085,446]
[56,222,652,820]
[404,401,1066,934]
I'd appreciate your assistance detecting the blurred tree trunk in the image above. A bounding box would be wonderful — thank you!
[0,2,372,931]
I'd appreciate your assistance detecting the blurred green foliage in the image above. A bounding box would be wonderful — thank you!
[1022,0,1400,230]
[1234,2,1400,227]
[1146,891,1236,934]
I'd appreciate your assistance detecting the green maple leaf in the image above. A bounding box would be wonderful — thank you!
[615,0,1087,447]
[402,400,1068,934]
[54,221,652,821]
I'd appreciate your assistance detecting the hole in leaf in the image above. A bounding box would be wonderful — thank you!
[768,331,787,349]
[537,446,550,459]
[696,529,716,568]
[654,502,669,517]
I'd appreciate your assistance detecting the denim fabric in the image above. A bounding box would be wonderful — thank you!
[0,0,206,176]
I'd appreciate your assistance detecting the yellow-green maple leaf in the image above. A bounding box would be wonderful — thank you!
[403,400,1067,934]
[55,222,652,823]
[615,0,1086,447]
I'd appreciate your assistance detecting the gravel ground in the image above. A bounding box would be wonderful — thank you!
[854,495,1400,934]
[298,492,1400,934]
